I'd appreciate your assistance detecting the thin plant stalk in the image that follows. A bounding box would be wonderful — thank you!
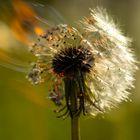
[64,78,81,140]
[71,116,80,140]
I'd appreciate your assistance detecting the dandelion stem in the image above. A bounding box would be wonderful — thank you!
[71,116,80,140]
[64,79,81,140]
[70,80,80,140]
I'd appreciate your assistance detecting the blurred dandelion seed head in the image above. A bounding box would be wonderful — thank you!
[28,8,138,117]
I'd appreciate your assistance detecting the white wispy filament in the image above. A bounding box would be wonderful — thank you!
[81,8,138,115]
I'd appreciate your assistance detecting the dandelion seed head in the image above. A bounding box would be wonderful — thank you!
[28,7,138,117]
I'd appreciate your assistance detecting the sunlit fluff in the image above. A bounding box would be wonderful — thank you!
[28,8,137,117]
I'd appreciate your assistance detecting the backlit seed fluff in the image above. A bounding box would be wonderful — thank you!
[28,8,138,117]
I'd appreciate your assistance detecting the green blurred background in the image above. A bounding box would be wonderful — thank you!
[0,0,140,140]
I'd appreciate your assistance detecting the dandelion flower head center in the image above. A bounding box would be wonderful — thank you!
[52,46,94,78]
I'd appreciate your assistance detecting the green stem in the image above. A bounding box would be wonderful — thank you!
[71,116,80,140]
[70,80,80,140]
[64,78,81,140]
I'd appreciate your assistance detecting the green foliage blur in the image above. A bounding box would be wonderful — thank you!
[0,0,140,140]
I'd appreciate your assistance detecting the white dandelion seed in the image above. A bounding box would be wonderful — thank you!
[28,7,138,118]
